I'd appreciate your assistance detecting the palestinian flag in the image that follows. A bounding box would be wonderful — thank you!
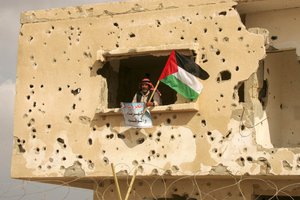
[159,50,209,100]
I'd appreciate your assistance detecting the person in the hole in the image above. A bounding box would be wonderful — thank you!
[132,78,161,107]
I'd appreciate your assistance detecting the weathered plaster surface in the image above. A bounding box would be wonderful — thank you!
[246,7,300,58]
[12,0,300,191]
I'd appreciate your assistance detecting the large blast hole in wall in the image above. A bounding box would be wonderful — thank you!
[99,53,194,108]
[258,50,300,148]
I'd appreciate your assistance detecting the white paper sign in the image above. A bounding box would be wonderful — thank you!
[120,102,152,128]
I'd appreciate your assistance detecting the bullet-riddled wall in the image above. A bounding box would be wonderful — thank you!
[11,0,300,196]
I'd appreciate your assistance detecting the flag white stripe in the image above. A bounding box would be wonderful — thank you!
[173,66,203,93]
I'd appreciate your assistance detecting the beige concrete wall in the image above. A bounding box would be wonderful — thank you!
[11,0,300,191]
[245,7,300,57]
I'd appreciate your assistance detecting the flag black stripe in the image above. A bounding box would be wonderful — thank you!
[175,51,210,80]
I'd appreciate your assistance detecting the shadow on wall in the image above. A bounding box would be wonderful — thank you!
[260,50,300,148]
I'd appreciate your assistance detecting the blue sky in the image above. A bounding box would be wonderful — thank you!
[0,1,119,199]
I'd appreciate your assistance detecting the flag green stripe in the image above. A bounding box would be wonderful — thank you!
[161,75,199,100]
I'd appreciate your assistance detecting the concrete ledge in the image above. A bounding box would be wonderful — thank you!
[96,102,198,116]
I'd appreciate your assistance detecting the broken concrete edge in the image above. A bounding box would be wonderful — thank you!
[20,0,237,24]
[12,174,300,184]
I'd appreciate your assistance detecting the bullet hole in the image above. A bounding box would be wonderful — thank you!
[271,35,278,40]
[156,138,160,142]
[247,156,253,162]
[156,153,160,158]
[64,116,72,123]
[26,95,30,100]
[219,11,227,16]
[221,58,226,62]
[220,94,224,98]
[58,87,62,91]
[204,28,207,33]
[218,27,223,32]
[106,123,110,127]
[18,144,26,153]
[207,131,212,136]
[29,36,33,42]
[35,147,40,153]
[221,37,229,43]
[32,128,36,133]
[203,59,208,63]
[129,33,135,38]
[164,118,172,125]
[235,66,240,71]
[137,138,145,144]
[103,157,109,165]
[201,120,206,127]
[170,135,175,140]
[113,22,119,28]
[240,124,245,131]
[40,85,44,88]
[151,169,158,175]
[212,148,218,153]
[77,155,83,159]
[156,132,161,137]
[239,36,243,41]
[194,37,198,42]
[150,150,156,155]
[218,153,222,157]
[53,58,57,63]
[71,88,81,95]
[210,137,214,141]
[193,134,196,138]
[56,149,59,153]
[72,104,76,110]
[57,138,65,144]
[180,36,184,40]
[33,102,36,107]
[115,43,119,48]
[237,27,242,31]
[88,138,92,145]
[92,127,96,131]
[132,160,138,166]
[62,157,66,161]
[117,133,125,139]
[138,165,144,173]
[156,20,161,27]
[219,70,231,81]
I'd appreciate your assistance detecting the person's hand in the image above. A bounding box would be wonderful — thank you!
[146,102,154,107]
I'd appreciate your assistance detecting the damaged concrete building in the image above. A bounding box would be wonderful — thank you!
[12,0,300,199]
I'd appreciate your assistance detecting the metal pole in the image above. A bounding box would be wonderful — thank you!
[124,169,138,200]
[111,163,123,200]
